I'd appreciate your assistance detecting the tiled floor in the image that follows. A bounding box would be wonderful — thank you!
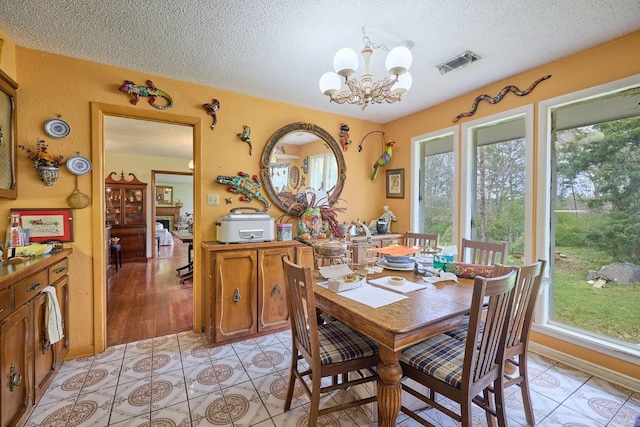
[26,330,640,426]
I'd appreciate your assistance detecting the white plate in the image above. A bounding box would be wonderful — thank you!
[66,155,93,175]
[44,118,71,138]
[377,261,415,271]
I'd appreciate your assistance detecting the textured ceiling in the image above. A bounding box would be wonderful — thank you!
[2,0,640,127]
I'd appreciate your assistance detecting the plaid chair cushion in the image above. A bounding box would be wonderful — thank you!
[400,334,466,389]
[317,320,378,365]
[444,316,485,342]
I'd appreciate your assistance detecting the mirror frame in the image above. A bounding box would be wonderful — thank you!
[0,69,18,199]
[260,122,346,214]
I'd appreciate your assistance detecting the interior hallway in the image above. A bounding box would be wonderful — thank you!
[107,236,193,347]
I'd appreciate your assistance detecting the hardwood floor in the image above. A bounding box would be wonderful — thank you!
[106,236,193,347]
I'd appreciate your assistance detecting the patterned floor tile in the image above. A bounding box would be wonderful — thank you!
[608,398,640,427]
[149,399,191,426]
[562,377,626,424]
[182,362,222,399]
[537,404,606,426]
[528,365,590,404]
[26,331,636,427]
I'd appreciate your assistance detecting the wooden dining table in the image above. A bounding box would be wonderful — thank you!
[313,268,474,427]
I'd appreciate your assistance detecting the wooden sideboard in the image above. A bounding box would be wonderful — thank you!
[201,234,406,345]
[201,240,308,344]
[0,249,71,427]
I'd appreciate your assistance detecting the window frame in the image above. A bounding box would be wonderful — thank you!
[535,73,640,362]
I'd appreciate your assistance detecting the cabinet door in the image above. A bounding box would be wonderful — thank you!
[114,226,147,262]
[0,303,32,427]
[214,251,257,342]
[123,188,145,225]
[33,293,55,402]
[54,277,69,362]
[258,248,293,332]
[294,246,315,269]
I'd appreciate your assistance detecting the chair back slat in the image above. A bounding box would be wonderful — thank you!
[282,256,318,361]
[464,269,518,385]
[495,260,546,350]
[461,238,508,265]
[405,232,439,248]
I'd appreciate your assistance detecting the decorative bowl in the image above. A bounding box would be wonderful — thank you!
[384,254,412,264]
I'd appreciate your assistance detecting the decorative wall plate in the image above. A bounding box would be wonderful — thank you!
[44,118,71,138]
[289,165,300,188]
[66,155,93,175]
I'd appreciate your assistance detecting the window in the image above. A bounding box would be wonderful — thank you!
[416,133,455,245]
[542,80,640,350]
[309,153,337,192]
[469,115,526,262]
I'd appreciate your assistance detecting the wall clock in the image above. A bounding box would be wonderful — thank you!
[289,165,300,188]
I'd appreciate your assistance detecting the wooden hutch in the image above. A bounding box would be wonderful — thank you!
[105,172,147,263]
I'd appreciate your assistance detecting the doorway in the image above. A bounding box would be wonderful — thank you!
[91,103,202,353]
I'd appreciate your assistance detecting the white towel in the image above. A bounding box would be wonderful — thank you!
[41,286,64,345]
[422,271,459,284]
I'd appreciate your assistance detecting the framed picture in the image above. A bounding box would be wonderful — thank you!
[10,208,74,242]
[386,168,404,199]
[155,185,173,206]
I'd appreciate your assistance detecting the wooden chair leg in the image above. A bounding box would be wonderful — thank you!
[284,352,297,411]
[494,378,509,427]
[309,376,321,427]
[519,358,536,426]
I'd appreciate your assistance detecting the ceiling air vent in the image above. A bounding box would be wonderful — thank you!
[436,50,481,75]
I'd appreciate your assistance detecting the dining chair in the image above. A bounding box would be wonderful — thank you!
[444,260,546,426]
[460,238,509,265]
[405,232,439,248]
[399,269,519,427]
[281,256,379,426]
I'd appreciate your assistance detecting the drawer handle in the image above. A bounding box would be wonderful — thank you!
[27,282,43,292]
[10,363,22,392]
[233,288,241,304]
[54,266,68,274]
[271,283,282,297]
[41,332,51,353]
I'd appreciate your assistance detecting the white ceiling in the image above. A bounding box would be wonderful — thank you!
[2,0,640,127]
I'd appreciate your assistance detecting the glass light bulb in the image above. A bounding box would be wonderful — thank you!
[386,46,412,76]
[333,48,358,77]
[392,71,412,95]
[319,72,342,96]
[188,160,194,170]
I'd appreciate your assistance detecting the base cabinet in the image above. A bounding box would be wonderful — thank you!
[0,250,71,427]
[0,303,32,427]
[202,241,298,344]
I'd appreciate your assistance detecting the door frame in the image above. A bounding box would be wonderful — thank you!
[91,103,202,353]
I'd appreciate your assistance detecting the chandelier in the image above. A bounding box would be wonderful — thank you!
[319,28,413,110]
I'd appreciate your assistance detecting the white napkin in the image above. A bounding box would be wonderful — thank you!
[422,271,458,284]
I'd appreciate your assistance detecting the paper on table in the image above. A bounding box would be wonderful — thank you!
[316,282,407,308]
[368,277,427,294]
[318,264,354,279]
[422,271,458,284]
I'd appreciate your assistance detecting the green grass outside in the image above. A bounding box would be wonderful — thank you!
[552,246,640,344]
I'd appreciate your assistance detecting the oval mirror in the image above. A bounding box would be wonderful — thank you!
[260,122,346,215]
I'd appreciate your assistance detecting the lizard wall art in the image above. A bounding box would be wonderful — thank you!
[119,79,174,110]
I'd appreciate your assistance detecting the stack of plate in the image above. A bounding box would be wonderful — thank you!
[378,254,414,271]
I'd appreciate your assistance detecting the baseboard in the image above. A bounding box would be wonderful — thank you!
[65,344,95,361]
[529,342,640,393]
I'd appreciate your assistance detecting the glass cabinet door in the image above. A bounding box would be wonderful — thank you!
[105,186,122,226]
[123,189,144,225]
